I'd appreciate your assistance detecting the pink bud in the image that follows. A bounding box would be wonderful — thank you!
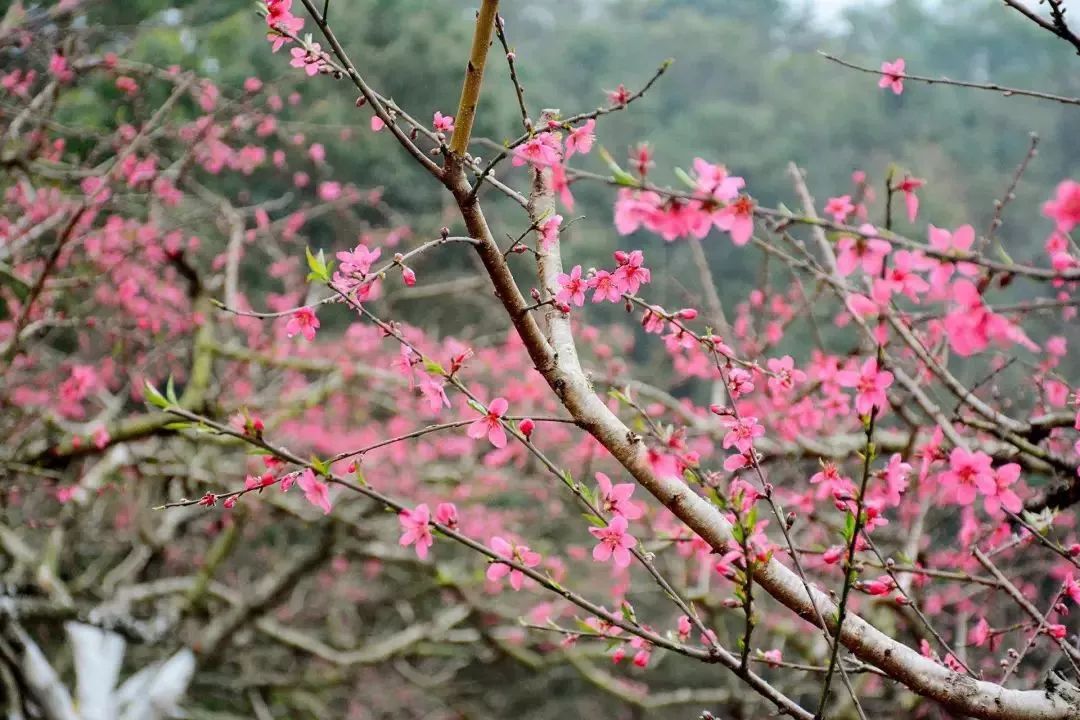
[223,496,237,509]
[822,546,844,565]
[402,266,416,286]
[1068,543,1080,557]
[611,646,626,664]
[519,418,535,438]
[676,308,698,320]
[198,492,217,507]
[860,581,891,596]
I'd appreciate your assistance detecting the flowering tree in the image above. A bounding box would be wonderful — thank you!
[3,0,1080,718]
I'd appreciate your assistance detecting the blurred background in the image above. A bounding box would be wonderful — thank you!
[26,0,1078,347]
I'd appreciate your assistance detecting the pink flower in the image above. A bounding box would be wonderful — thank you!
[419,376,450,413]
[1065,574,1080,604]
[883,250,930,301]
[115,76,138,96]
[607,83,631,106]
[399,504,434,559]
[940,448,994,506]
[337,243,381,276]
[880,453,911,506]
[693,158,744,202]
[588,269,621,303]
[722,416,765,453]
[488,536,542,591]
[836,230,892,277]
[266,0,304,52]
[49,52,73,83]
[982,462,1023,515]
[677,615,692,640]
[969,617,990,647]
[1042,179,1080,233]
[726,368,755,398]
[723,450,755,472]
[612,249,651,294]
[432,111,455,134]
[589,515,637,568]
[512,132,561,168]
[435,502,458,529]
[878,57,905,95]
[308,143,325,164]
[928,224,978,289]
[1047,624,1067,640]
[285,307,319,340]
[318,181,341,201]
[289,44,324,76]
[766,355,806,394]
[762,649,783,667]
[895,175,924,222]
[836,358,893,416]
[467,397,509,449]
[297,468,332,514]
[714,196,755,246]
[596,472,643,520]
[825,195,855,222]
[538,214,562,252]
[551,163,575,210]
[556,265,587,307]
[565,119,595,157]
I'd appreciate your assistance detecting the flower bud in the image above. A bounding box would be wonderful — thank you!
[519,418,535,439]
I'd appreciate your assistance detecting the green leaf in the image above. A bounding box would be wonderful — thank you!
[144,381,168,409]
[165,375,178,405]
[607,387,630,404]
[163,422,192,430]
[731,523,745,543]
[674,166,696,188]
[620,601,637,624]
[582,513,606,528]
[305,246,329,283]
[423,358,446,376]
[310,456,329,475]
[842,511,856,542]
[574,617,596,634]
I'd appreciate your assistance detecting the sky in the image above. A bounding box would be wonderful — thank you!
[793,0,889,27]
